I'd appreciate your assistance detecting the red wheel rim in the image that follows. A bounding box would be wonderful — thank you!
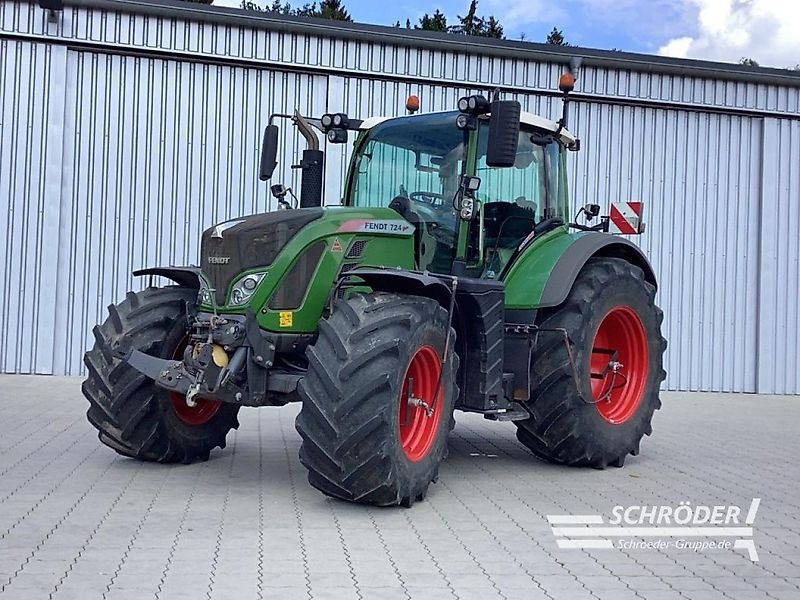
[169,338,221,426]
[398,345,443,462]
[590,306,649,425]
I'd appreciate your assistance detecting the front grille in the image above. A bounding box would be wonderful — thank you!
[345,239,368,259]
[201,209,323,305]
[268,241,326,310]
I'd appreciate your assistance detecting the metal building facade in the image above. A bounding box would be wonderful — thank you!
[1,0,798,393]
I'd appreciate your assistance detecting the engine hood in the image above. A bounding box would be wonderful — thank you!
[200,206,417,306]
[201,208,324,304]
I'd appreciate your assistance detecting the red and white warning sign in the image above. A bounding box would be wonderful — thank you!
[608,202,644,235]
[331,238,343,253]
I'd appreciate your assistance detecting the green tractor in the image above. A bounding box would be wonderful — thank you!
[83,69,666,507]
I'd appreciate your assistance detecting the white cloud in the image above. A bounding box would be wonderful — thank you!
[485,0,693,50]
[213,0,244,7]
[485,0,565,27]
[658,0,800,68]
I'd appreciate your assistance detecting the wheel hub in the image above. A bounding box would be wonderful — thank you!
[590,306,649,424]
[398,345,443,462]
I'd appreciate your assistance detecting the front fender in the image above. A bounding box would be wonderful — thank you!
[346,267,452,308]
[503,231,657,310]
[132,266,206,289]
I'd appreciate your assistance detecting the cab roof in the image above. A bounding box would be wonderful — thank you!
[359,111,577,145]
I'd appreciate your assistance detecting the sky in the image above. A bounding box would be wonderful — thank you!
[213,0,800,69]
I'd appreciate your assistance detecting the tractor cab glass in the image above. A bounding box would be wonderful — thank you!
[350,112,469,273]
[471,124,568,278]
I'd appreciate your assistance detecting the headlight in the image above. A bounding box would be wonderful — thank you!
[228,272,266,306]
[197,278,215,306]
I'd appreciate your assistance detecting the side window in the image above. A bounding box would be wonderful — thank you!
[543,141,566,220]
[475,126,565,277]
[476,129,545,217]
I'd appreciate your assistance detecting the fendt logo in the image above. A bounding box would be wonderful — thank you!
[207,256,231,265]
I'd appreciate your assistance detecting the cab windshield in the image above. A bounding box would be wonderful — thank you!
[350,112,468,272]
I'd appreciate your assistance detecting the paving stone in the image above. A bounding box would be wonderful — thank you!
[1,378,799,600]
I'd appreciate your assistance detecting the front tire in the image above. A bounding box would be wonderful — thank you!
[82,287,240,463]
[515,257,667,468]
[296,292,458,507]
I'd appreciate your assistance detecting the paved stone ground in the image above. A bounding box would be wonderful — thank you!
[0,376,799,600]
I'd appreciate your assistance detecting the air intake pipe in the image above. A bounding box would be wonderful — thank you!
[294,111,324,208]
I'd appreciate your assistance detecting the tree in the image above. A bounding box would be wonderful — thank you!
[546,26,568,45]
[268,0,292,12]
[316,0,351,21]
[293,3,317,16]
[451,0,481,35]
[446,1,504,38]
[481,15,503,38]
[739,57,759,67]
[240,0,352,20]
[418,9,448,32]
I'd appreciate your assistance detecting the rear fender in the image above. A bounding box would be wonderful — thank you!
[504,232,656,312]
[539,234,657,309]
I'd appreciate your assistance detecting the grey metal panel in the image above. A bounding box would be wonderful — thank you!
[758,119,800,395]
[50,49,327,374]
[566,103,762,392]
[3,1,798,118]
[0,39,64,374]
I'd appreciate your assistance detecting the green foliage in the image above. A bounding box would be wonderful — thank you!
[739,57,759,67]
[418,9,448,32]
[546,26,568,45]
[239,0,504,35]
[316,0,351,21]
[482,16,503,39]
[268,0,292,12]
[240,0,352,20]
[448,0,503,38]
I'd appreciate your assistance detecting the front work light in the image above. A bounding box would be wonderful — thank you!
[327,129,348,144]
[456,113,478,131]
[321,113,350,131]
[457,94,491,115]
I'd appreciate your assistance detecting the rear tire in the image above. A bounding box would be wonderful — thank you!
[296,292,458,507]
[515,258,667,468]
[82,287,240,463]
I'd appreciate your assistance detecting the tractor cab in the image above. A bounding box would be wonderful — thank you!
[345,108,576,280]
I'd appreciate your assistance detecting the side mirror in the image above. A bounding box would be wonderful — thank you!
[259,124,279,181]
[486,100,521,168]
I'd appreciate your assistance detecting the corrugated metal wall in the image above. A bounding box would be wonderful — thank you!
[1,0,798,393]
